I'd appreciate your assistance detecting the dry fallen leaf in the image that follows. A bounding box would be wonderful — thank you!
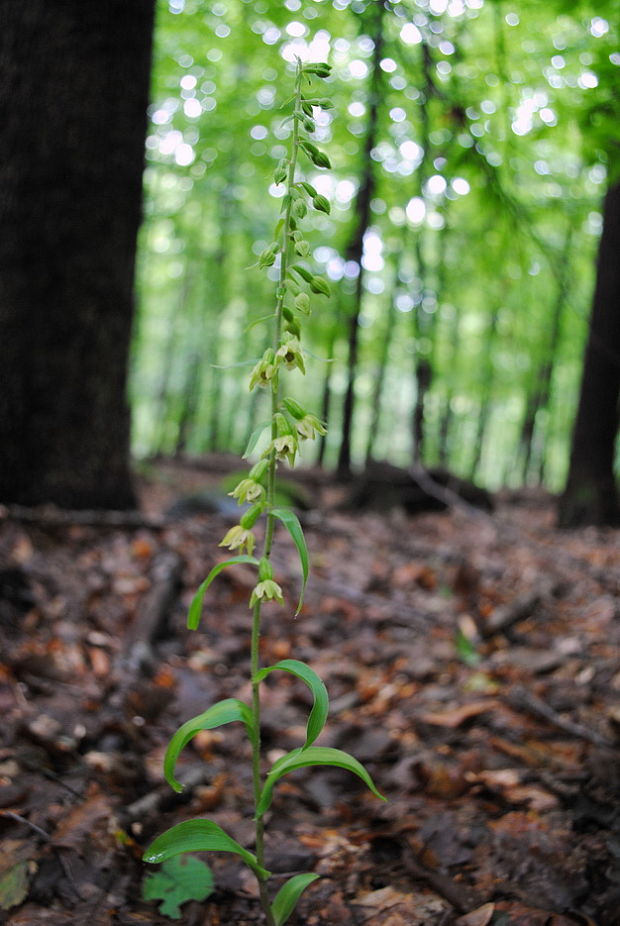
[419,700,500,728]
[455,903,495,926]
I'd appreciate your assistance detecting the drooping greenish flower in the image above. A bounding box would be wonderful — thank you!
[295,414,327,441]
[219,524,256,556]
[229,479,265,505]
[249,579,284,608]
[249,348,278,390]
[268,433,298,466]
[276,337,305,374]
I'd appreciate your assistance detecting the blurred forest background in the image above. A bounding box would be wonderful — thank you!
[1,0,619,523]
[133,0,619,502]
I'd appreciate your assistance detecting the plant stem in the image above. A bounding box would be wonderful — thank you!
[250,59,304,926]
[251,597,275,925]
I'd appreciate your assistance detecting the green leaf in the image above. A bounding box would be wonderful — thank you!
[454,627,480,667]
[143,819,270,880]
[164,699,255,793]
[0,861,30,912]
[243,420,271,458]
[253,659,328,749]
[244,312,277,334]
[142,855,214,920]
[272,873,320,926]
[188,556,259,630]
[257,747,386,816]
[270,508,308,615]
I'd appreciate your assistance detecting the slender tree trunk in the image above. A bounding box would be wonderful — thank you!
[153,263,195,455]
[519,225,572,483]
[337,2,384,476]
[317,318,339,468]
[437,305,462,468]
[469,307,499,480]
[365,285,397,465]
[411,42,435,464]
[0,0,154,508]
[558,182,620,526]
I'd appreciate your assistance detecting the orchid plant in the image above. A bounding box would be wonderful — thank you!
[143,59,384,926]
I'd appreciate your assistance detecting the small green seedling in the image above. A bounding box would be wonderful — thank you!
[142,855,214,919]
[143,58,385,926]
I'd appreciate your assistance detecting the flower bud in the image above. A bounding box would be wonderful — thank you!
[294,292,311,315]
[240,503,263,529]
[282,397,306,420]
[303,63,332,78]
[291,264,313,283]
[312,194,330,214]
[285,317,301,338]
[310,275,330,297]
[273,159,288,185]
[249,459,269,482]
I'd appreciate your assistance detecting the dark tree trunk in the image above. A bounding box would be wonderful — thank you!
[411,41,435,465]
[0,0,155,509]
[558,182,620,527]
[519,224,572,484]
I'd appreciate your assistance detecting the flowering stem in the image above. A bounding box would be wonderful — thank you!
[250,58,304,926]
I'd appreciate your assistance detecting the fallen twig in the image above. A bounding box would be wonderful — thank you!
[0,503,165,530]
[506,684,611,747]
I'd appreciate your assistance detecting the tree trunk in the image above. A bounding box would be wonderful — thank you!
[411,41,435,464]
[469,307,499,480]
[0,0,154,509]
[365,279,397,465]
[336,2,384,477]
[558,181,620,527]
[519,226,571,484]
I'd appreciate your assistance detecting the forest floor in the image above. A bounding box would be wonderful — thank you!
[1,457,620,926]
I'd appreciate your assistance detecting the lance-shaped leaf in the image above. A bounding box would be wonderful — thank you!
[257,746,386,816]
[253,659,328,749]
[270,508,308,615]
[143,819,270,880]
[164,699,256,793]
[188,556,259,630]
[272,873,320,926]
[243,420,271,458]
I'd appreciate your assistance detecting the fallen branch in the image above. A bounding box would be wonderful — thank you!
[483,582,559,637]
[506,684,611,747]
[122,549,185,675]
[402,839,484,914]
[0,503,165,530]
